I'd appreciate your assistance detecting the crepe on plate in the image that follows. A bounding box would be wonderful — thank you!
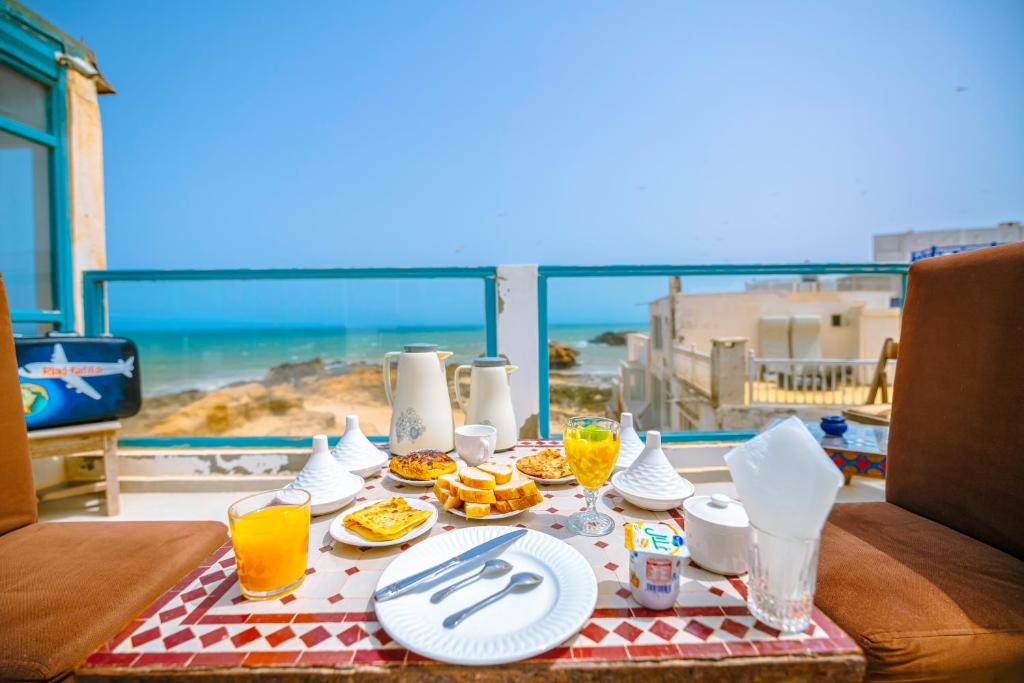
[516,448,573,479]
[389,450,457,481]
[343,497,431,541]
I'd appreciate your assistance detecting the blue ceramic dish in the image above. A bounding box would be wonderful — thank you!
[820,415,848,436]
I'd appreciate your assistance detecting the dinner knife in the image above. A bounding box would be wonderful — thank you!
[373,529,528,602]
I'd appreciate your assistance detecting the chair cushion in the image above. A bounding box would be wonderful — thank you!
[0,520,226,681]
[818,502,1024,682]
[0,276,38,535]
[887,242,1024,559]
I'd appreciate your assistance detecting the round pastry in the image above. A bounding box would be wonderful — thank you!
[516,448,573,480]
[389,449,457,481]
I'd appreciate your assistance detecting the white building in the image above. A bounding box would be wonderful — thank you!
[874,222,1022,262]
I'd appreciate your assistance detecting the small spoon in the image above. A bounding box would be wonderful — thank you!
[442,572,543,629]
[430,559,513,604]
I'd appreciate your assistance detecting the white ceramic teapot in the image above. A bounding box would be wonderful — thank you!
[453,357,518,451]
[384,343,455,455]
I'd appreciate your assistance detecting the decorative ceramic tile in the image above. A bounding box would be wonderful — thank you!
[83,443,858,672]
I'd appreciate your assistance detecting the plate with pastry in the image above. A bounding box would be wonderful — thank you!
[432,465,545,519]
[386,449,460,486]
[330,496,438,547]
[515,448,576,484]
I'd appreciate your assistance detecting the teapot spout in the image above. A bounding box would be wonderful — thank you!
[505,364,519,375]
[437,351,454,361]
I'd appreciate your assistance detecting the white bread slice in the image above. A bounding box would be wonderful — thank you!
[450,480,497,504]
[437,473,459,492]
[477,462,513,485]
[434,485,450,504]
[443,493,463,510]
[493,500,512,514]
[459,467,496,490]
[493,479,538,501]
[507,491,545,511]
[464,502,491,518]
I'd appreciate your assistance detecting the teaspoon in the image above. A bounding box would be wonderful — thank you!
[442,572,543,629]
[430,559,513,604]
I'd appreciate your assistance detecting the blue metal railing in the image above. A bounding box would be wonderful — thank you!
[82,267,498,448]
[536,262,910,441]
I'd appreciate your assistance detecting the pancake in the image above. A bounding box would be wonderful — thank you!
[516,448,573,479]
[389,450,457,481]
[343,497,431,541]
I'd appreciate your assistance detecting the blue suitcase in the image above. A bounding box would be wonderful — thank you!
[16,335,142,430]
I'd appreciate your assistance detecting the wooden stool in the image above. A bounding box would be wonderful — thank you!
[27,420,122,516]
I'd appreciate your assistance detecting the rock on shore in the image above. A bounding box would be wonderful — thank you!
[548,341,578,369]
[588,330,635,346]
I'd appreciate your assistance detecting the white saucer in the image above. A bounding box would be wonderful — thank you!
[385,471,439,487]
[516,470,576,485]
[329,498,438,547]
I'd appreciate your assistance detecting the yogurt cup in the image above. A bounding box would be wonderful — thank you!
[624,521,689,610]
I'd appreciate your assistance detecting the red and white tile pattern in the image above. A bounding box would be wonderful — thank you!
[83,443,857,671]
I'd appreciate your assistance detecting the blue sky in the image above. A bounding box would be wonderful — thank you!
[29,0,1024,326]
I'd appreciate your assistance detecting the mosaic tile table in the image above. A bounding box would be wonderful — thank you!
[78,442,864,682]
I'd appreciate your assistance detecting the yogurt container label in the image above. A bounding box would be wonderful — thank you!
[624,522,688,609]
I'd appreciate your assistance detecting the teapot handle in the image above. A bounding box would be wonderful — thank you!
[453,365,471,412]
[382,352,400,406]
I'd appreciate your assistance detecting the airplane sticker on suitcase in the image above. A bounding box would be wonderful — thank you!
[16,336,142,430]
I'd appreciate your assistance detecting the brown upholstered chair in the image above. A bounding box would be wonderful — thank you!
[0,276,227,681]
[817,243,1024,681]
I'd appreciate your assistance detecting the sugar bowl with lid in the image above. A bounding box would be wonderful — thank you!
[682,493,750,575]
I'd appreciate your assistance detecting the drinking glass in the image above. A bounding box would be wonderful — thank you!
[746,523,820,632]
[228,488,311,600]
[563,416,620,537]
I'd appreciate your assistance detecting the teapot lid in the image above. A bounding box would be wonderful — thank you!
[472,356,508,367]
[403,343,438,353]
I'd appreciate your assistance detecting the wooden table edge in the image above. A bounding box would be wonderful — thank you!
[77,651,865,682]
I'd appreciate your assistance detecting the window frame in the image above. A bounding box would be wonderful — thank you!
[0,5,73,331]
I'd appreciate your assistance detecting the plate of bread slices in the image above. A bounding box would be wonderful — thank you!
[432,462,545,519]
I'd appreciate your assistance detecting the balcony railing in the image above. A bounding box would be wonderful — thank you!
[77,261,909,448]
[747,357,897,406]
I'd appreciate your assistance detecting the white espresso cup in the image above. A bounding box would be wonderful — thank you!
[454,424,497,466]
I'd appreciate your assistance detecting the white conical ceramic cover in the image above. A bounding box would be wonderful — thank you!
[332,415,387,473]
[616,412,644,469]
[293,434,363,507]
[617,431,691,499]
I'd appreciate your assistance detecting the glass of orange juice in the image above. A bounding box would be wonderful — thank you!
[563,416,620,537]
[228,488,311,600]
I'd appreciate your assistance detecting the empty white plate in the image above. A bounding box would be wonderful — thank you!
[374,526,597,665]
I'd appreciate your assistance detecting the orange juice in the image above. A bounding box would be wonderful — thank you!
[564,424,620,488]
[230,501,310,598]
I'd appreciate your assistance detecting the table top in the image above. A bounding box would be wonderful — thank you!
[78,441,862,682]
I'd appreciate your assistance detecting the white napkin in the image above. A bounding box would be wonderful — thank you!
[724,416,842,539]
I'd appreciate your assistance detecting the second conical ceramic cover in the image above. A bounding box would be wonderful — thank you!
[615,412,644,470]
[332,415,387,475]
[293,434,364,513]
[618,431,691,499]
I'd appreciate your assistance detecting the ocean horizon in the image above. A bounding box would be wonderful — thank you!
[119,322,644,396]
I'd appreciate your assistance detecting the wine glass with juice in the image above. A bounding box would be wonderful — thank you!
[563,416,620,536]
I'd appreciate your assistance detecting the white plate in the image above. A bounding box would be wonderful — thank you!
[385,471,438,487]
[385,456,465,487]
[329,497,438,547]
[516,469,576,485]
[445,506,526,520]
[374,526,597,665]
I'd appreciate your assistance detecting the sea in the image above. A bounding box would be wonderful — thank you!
[124,323,642,396]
